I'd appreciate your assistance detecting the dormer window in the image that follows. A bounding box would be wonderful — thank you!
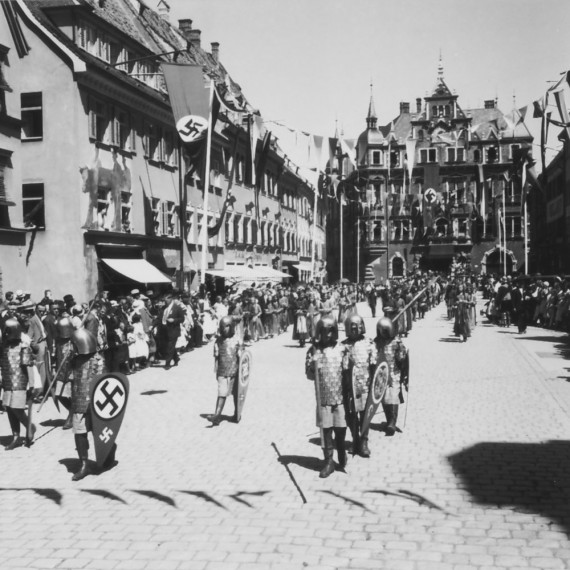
[371,150,382,165]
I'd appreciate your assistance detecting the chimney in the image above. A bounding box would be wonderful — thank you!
[211,42,219,62]
[399,101,410,114]
[178,19,193,40]
[157,0,170,21]
[188,29,201,49]
[416,98,422,113]
[484,99,495,109]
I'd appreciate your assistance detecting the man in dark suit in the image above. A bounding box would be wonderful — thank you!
[160,291,186,370]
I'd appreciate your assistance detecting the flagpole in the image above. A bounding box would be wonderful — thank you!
[524,199,528,274]
[502,185,507,275]
[200,78,215,285]
[385,190,390,281]
[311,185,317,282]
[340,191,344,280]
[356,217,360,284]
[178,139,185,291]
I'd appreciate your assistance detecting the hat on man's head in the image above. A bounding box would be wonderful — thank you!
[17,300,36,313]
[130,289,140,296]
[63,294,75,305]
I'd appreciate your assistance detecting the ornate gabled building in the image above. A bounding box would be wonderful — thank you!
[350,60,533,281]
[0,0,324,300]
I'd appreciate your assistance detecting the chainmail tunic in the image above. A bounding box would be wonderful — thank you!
[306,344,346,406]
[343,338,377,403]
[0,344,28,392]
[71,353,107,414]
[214,337,240,378]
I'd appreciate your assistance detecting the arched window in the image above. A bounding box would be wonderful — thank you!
[392,256,404,277]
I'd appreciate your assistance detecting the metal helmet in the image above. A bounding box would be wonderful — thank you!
[344,315,365,340]
[70,327,97,355]
[376,317,395,341]
[218,315,235,339]
[3,317,22,342]
[315,316,338,345]
[56,316,75,339]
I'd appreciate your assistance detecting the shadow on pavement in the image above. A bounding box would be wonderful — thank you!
[40,418,65,427]
[367,488,453,514]
[319,490,372,512]
[0,487,63,506]
[131,489,177,507]
[178,490,228,510]
[439,337,464,342]
[448,440,570,534]
[228,490,271,508]
[82,489,128,504]
[140,390,168,396]
[278,454,323,472]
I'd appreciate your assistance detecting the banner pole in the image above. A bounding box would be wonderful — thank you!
[200,79,215,285]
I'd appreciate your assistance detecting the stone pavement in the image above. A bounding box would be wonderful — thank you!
[1,297,570,569]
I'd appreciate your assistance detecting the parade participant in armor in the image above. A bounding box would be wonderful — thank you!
[292,291,310,347]
[305,316,347,478]
[342,315,377,457]
[69,302,110,481]
[54,316,75,429]
[208,316,243,426]
[1,318,37,449]
[375,317,408,437]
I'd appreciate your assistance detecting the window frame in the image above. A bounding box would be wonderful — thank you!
[21,92,43,141]
[22,182,45,230]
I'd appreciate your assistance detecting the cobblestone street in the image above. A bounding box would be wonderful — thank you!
[1,298,570,570]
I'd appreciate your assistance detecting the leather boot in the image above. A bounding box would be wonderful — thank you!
[72,434,90,481]
[358,412,370,457]
[319,428,335,478]
[209,397,226,426]
[385,404,399,436]
[72,458,90,481]
[334,427,347,470]
[4,434,21,451]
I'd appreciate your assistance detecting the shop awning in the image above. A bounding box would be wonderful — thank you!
[101,258,172,284]
[293,262,313,272]
[253,266,292,279]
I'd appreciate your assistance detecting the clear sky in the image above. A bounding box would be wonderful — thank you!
[166,0,570,155]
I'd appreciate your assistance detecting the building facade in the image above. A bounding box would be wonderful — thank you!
[348,61,533,282]
[0,0,324,301]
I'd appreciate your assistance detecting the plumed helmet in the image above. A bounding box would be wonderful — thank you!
[218,315,235,338]
[315,316,338,345]
[70,327,97,355]
[3,317,22,342]
[56,317,75,339]
[344,314,365,340]
[376,317,395,341]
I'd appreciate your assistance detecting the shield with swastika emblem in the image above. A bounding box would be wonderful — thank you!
[89,373,130,468]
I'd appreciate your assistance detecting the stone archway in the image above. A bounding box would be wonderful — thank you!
[389,252,406,278]
[481,246,517,275]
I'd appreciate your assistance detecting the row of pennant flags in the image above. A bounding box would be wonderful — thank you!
[160,62,570,240]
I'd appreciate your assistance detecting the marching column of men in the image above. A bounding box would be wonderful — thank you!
[306,314,409,478]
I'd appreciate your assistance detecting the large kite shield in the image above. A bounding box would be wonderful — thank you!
[89,372,129,469]
[235,350,252,423]
[360,360,390,436]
